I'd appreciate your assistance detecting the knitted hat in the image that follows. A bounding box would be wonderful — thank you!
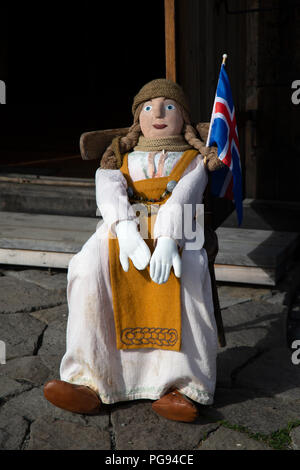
[132,78,190,117]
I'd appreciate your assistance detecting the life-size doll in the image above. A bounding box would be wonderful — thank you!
[44,79,223,423]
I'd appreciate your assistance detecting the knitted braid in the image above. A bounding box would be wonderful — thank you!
[179,105,224,172]
[184,124,224,172]
[100,120,142,169]
[119,121,141,153]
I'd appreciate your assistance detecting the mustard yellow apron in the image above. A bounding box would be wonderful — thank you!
[108,149,199,351]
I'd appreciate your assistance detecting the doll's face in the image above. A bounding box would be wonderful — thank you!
[139,97,184,138]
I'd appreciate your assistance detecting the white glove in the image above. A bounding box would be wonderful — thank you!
[150,237,181,284]
[115,220,151,272]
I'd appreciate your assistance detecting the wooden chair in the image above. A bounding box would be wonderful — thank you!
[79,127,226,347]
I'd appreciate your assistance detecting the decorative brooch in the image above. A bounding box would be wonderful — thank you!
[127,180,178,204]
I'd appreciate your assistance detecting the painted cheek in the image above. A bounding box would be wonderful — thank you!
[166,112,183,132]
[140,113,154,137]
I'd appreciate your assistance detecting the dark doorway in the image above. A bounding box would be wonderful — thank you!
[0,2,166,177]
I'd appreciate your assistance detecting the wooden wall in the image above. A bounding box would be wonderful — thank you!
[174,0,300,202]
[254,0,300,201]
[175,0,247,197]
[176,0,246,121]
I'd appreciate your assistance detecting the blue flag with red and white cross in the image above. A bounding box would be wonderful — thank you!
[206,59,243,225]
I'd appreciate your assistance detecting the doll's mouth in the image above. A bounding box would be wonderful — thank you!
[153,124,168,129]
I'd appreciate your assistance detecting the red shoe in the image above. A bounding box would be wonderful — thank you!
[152,389,198,422]
[44,379,102,415]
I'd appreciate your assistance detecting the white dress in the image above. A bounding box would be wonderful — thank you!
[60,150,218,405]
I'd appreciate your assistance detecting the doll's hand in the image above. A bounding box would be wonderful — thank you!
[150,237,181,284]
[115,220,151,272]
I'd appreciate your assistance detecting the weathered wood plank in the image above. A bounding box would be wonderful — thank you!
[217,226,298,244]
[0,173,95,186]
[215,264,275,286]
[0,211,99,231]
[222,198,300,232]
[0,237,87,253]
[0,212,101,253]
[216,227,299,271]
[216,250,278,268]
[0,176,97,217]
[0,248,73,269]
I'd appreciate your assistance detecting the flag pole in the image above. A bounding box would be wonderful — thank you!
[204,52,229,348]
[206,53,228,147]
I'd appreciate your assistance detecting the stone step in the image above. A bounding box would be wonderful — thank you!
[0,173,97,218]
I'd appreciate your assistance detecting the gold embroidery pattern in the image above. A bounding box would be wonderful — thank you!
[121,327,178,347]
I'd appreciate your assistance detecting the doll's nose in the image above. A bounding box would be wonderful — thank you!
[153,101,165,118]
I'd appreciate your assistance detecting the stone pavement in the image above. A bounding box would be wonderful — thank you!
[0,265,300,451]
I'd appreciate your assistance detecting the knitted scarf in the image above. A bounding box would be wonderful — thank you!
[133,135,192,152]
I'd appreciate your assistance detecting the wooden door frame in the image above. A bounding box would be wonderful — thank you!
[164,0,176,81]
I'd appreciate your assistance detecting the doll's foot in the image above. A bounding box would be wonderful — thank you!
[44,379,102,415]
[152,389,198,423]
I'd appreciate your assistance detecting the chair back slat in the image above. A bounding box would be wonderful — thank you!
[80,127,129,160]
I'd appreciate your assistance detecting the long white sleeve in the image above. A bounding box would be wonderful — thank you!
[153,156,208,249]
[95,169,139,236]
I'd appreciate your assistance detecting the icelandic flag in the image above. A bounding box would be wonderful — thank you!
[206,63,243,225]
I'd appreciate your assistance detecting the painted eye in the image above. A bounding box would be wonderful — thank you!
[144,105,152,112]
[166,104,176,110]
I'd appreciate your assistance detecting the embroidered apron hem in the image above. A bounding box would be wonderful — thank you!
[177,386,214,405]
[98,389,213,405]
[64,376,99,395]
